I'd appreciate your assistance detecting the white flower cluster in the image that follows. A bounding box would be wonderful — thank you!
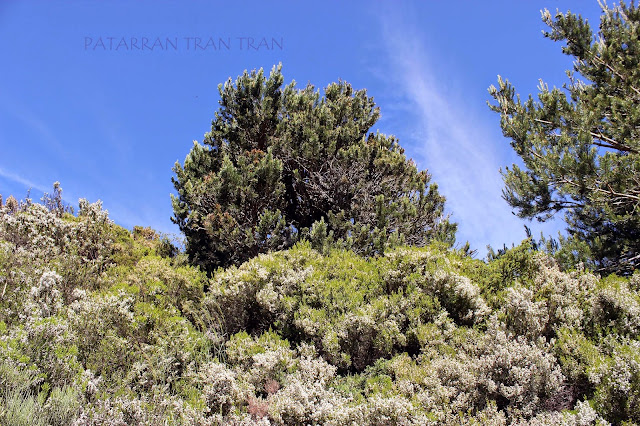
[504,286,549,339]
[588,341,640,421]
[501,253,608,341]
[27,270,64,318]
[591,279,640,337]
[429,270,491,324]
[513,400,606,425]
[200,362,242,416]
[267,351,346,424]
[474,321,565,418]
[535,256,597,330]
[0,199,116,325]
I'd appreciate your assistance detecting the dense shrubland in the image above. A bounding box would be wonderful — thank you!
[0,191,638,425]
[2,3,639,424]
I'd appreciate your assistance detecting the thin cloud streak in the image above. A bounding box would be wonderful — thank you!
[0,166,49,195]
[379,17,559,253]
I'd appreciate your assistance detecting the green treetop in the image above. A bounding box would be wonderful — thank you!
[489,3,640,275]
[172,64,456,273]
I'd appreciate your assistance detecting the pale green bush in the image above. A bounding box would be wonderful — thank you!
[589,341,640,423]
[473,321,565,418]
[43,386,82,425]
[0,360,82,426]
[199,362,241,416]
[590,278,640,338]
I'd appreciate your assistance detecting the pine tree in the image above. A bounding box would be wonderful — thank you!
[172,65,456,273]
[489,3,640,275]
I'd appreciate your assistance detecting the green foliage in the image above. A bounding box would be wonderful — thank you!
[206,242,491,372]
[554,328,601,395]
[489,2,640,275]
[172,64,456,273]
[486,240,540,289]
[1,188,638,423]
[592,342,640,424]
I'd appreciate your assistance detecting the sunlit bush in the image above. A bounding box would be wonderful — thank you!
[1,189,639,424]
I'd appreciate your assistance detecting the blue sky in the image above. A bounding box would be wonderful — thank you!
[0,1,605,255]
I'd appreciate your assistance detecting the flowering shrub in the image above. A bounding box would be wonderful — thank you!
[590,277,640,338]
[0,197,117,326]
[1,191,639,424]
[473,321,565,417]
[206,243,491,371]
[589,341,640,423]
[199,362,241,416]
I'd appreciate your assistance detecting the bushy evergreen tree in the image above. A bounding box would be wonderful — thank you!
[489,2,640,275]
[172,65,455,272]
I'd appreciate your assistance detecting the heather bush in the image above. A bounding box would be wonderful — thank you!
[356,318,564,421]
[589,340,640,423]
[19,317,83,389]
[589,276,640,339]
[74,394,187,425]
[472,320,565,418]
[553,328,602,402]
[199,361,242,416]
[0,195,117,324]
[427,269,490,325]
[503,286,549,339]
[225,331,296,392]
[68,291,136,381]
[27,270,65,318]
[512,400,606,426]
[206,242,491,371]
[1,188,639,424]
[532,258,597,335]
[631,271,640,292]
[266,346,347,424]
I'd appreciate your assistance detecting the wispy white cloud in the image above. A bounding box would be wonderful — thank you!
[0,166,49,195]
[377,12,563,253]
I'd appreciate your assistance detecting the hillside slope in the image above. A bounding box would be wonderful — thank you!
[0,197,638,425]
